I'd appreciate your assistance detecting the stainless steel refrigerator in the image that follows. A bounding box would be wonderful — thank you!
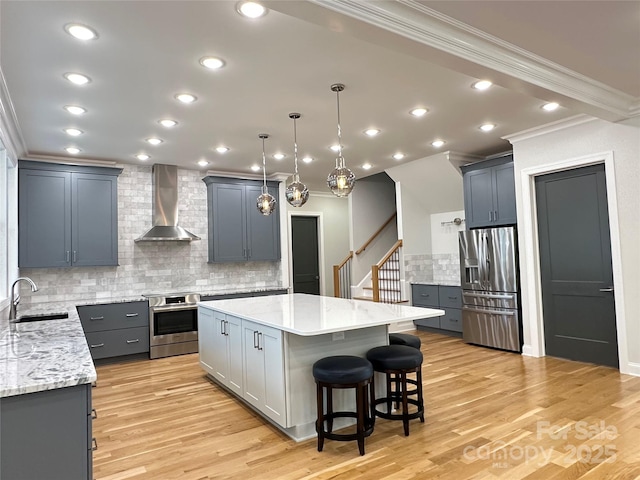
[459,226,521,352]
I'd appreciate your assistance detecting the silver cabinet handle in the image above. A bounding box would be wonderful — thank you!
[599,287,614,292]
[257,332,263,351]
[90,316,104,321]
[125,313,139,317]
[220,320,225,335]
[73,250,77,263]
[90,343,104,348]
[91,408,98,419]
[92,438,98,451]
[420,294,430,297]
[66,251,70,263]
[253,330,259,349]
[126,339,140,344]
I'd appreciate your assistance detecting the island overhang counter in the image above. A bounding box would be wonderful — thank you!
[197,293,444,441]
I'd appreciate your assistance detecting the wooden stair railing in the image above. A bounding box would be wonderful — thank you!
[372,240,403,304]
[333,251,353,298]
[355,212,397,255]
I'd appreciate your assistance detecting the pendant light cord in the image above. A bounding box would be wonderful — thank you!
[293,116,299,176]
[261,135,268,192]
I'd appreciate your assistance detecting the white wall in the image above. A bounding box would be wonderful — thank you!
[285,191,349,296]
[508,116,640,376]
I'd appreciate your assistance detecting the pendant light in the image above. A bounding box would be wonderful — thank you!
[285,113,309,207]
[256,133,276,216]
[327,83,355,197]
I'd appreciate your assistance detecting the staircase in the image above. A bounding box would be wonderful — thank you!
[353,240,407,304]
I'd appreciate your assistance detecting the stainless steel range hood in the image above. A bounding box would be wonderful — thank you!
[135,164,200,242]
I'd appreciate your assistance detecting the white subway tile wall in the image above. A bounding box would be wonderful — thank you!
[404,253,460,285]
[18,165,282,309]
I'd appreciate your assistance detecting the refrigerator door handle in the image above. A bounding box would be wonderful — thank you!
[464,292,515,300]
[463,306,516,316]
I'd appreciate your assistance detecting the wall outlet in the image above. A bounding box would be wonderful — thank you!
[332,331,345,341]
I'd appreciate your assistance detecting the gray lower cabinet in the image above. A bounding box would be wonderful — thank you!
[412,283,462,333]
[203,176,280,263]
[462,154,516,229]
[0,384,93,480]
[77,301,149,360]
[18,160,122,268]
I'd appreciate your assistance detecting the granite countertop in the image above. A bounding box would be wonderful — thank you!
[0,306,96,398]
[199,293,444,336]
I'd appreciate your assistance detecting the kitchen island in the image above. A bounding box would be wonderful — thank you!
[0,311,97,479]
[198,293,444,441]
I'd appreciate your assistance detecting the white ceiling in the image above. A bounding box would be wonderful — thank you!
[1,1,638,191]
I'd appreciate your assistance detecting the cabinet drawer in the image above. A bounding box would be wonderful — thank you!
[438,286,462,309]
[440,308,462,332]
[85,327,150,359]
[411,284,439,307]
[78,301,148,332]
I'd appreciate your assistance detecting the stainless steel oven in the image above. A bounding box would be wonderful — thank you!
[146,293,200,359]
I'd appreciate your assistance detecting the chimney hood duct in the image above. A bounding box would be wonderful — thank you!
[135,164,200,242]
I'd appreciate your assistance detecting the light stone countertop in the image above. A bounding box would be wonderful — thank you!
[411,281,461,287]
[0,306,96,398]
[199,293,444,336]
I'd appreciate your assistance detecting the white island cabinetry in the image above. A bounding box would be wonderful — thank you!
[198,293,444,441]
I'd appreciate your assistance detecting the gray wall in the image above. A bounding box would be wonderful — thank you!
[18,165,282,309]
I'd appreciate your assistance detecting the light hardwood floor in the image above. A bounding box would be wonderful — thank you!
[92,331,640,480]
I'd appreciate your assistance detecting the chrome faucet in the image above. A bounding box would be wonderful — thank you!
[9,277,39,321]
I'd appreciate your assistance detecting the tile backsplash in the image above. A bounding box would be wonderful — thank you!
[404,253,460,285]
[18,165,282,309]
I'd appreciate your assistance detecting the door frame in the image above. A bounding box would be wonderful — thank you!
[287,211,325,296]
[519,150,628,371]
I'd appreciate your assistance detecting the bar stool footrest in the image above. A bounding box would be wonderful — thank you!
[372,397,424,421]
[317,411,375,441]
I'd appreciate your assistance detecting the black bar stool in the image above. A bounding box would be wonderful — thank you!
[312,355,375,456]
[389,333,421,349]
[366,345,424,436]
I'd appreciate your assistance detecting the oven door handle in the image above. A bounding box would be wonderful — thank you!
[463,306,516,316]
[151,304,197,313]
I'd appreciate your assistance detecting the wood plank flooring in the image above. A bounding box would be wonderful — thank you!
[92,331,640,480]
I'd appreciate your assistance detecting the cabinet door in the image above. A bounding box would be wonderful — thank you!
[18,169,72,267]
[226,315,244,396]
[260,324,285,424]
[72,173,119,266]
[245,184,281,261]
[197,307,219,376]
[242,320,264,410]
[492,162,517,225]
[210,183,247,262]
[463,168,494,229]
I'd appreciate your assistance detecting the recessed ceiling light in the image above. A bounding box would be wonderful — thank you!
[542,102,560,112]
[64,72,91,85]
[64,128,83,136]
[431,140,445,148]
[392,153,404,160]
[136,154,150,161]
[159,119,178,128]
[472,80,492,90]
[64,105,86,115]
[251,165,261,172]
[330,144,342,152]
[362,163,372,170]
[64,23,98,40]
[200,57,226,70]
[198,160,210,167]
[302,156,313,164]
[410,107,428,117]
[146,138,163,145]
[364,128,380,137]
[237,1,268,18]
[65,147,81,154]
[175,93,197,104]
[215,146,229,154]
[273,153,285,160]
[480,123,496,132]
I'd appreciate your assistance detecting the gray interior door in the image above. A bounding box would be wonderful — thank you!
[291,216,320,295]
[535,163,618,368]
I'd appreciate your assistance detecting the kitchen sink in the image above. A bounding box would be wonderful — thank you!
[16,312,69,322]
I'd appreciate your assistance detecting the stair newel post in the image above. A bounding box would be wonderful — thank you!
[333,265,340,298]
[372,265,380,303]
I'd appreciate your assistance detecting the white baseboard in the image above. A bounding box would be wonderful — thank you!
[622,362,640,377]
[521,344,537,357]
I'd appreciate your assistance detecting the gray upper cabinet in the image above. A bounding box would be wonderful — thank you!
[18,160,122,268]
[462,154,516,229]
[203,176,280,263]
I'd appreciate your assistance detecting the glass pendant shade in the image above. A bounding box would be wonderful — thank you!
[256,133,276,216]
[257,185,276,216]
[285,113,309,207]
[327,83,355,197]
[285,173,309,207]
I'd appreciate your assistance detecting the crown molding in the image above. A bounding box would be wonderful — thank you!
[307,0,638,122]
[503,114,598,144]
[0,67,27,164]
[20,154,117,167]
